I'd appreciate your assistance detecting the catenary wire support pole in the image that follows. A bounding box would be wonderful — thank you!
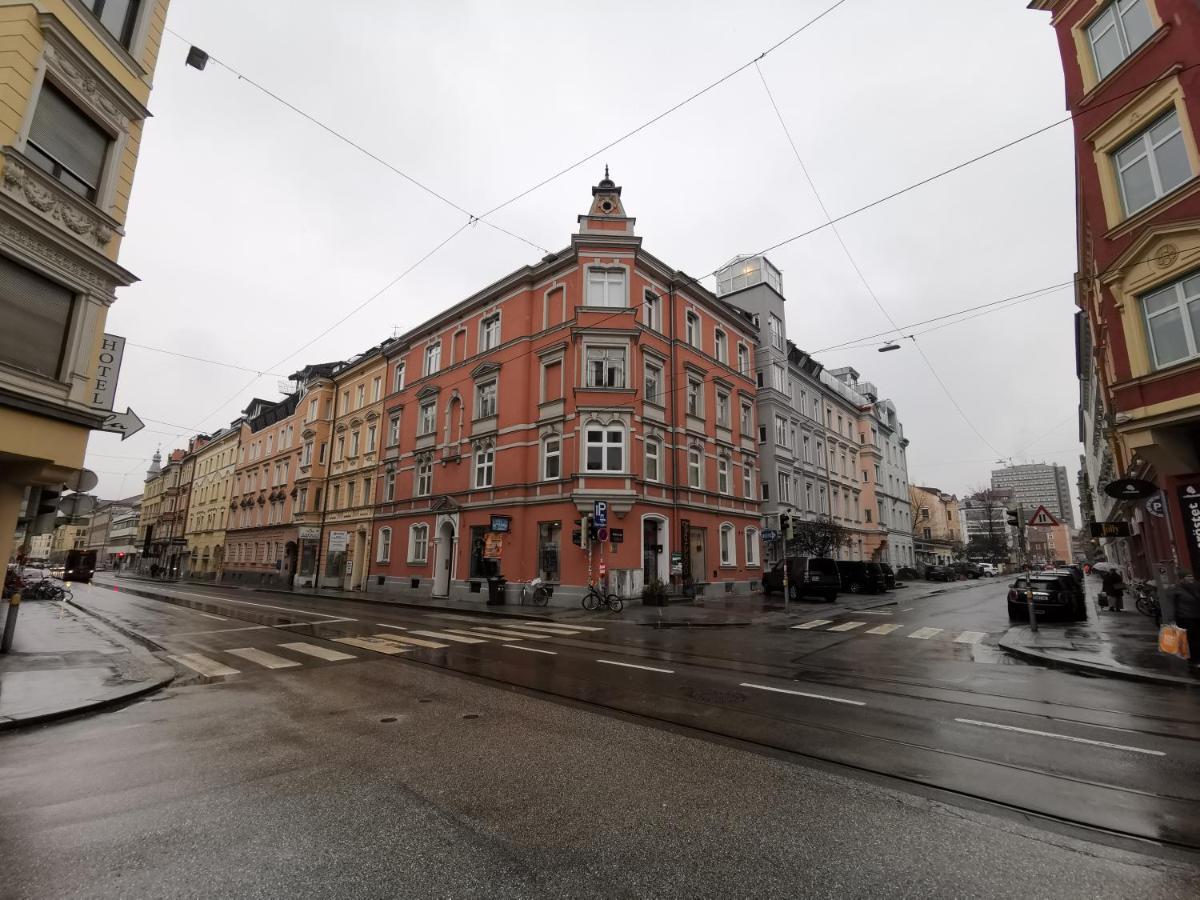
[1,591,19,653]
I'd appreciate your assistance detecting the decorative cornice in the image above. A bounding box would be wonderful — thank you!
[39,14,151,125]
[1,153,115,250]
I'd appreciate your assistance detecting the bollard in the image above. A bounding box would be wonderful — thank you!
[1,592,20,653]
[1025,589,1038,633]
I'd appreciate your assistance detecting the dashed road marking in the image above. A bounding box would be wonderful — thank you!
[332,636,410,655]
[954,631,987,644]
[828,621,866,632]
[277,642,356,662]
[374,633,449,650]
[908,627,943,640]
[173,625,271,637]
[409,630,489,644]
[791,620,832,630]
[865,624,903,635]
[523,622,604,631]
[740,682,866,707]
[506,623,584,635]
[954,718,1164,756]
[227,647,302,669]
[504,644,557,655]
[376,623,407,630]
[597,659,674,674]
[170,653,240,678]
[460,627,551,641]
[196,612,227,621]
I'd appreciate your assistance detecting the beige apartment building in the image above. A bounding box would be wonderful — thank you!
[909,485,962,567]
[184,425,240,579]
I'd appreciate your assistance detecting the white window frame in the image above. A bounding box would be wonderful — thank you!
[775,415,788,447]
[719,523,735,566]
[714,329,727,364]
[479,313,501,352]
[585,423,625,473]
[645,438,661,483]
[476,379,498,418]
[685,311,701,349]
[586,266,627,308]
[474,443,495,488]
[688,446,704,488]
[737,343,750,375]
[393,363,406,393]
[644,361,663,405]
[744,527,759,566]
[586,346,627,388]
[408,524,429,563]
[743,462,754,499]
[419,400,437,435]
[388,414,401,446]
[542,434,561,480]
[376,527,392,563]
[716,390,730,427]
[687,377,703,417]
[416,455,432,496]
[740,401,753,435]
[385,469,397,501]
[768,314,783,350]
[1142,272,1200,369]
[643,289,660,331]
[1087,0,1153,81]
[1114,109,1190,216]
[717,455,730,494]
[424,343,441,376]
[777,472,792,504]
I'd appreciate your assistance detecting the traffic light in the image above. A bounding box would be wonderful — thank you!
[781,513,794,541]
[580,515,591,551]
[31,485,63,535]
[1006,507,1020,528]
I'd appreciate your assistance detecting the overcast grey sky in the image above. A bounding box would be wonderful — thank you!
[87,0,1081,513]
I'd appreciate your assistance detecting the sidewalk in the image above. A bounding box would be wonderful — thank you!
[0,598,174,730]
[999,587,1199,687]
[103,572,967,627]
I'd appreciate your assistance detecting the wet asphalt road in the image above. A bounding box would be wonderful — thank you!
[3,576,1199,896]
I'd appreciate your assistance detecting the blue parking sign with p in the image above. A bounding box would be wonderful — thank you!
[593,500,608,527]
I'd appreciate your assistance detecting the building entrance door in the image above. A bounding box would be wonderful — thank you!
[689,528,707,584]
[433,520,455,597]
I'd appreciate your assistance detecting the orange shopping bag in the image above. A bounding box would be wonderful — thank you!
[1158,625,1188,658]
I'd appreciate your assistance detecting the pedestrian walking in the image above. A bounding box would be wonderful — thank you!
[1166,574,1200,670]
[1102,568,1125,611]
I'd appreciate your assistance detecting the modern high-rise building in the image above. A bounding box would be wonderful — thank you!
[991,463,1076,528]
[0,1,170,568]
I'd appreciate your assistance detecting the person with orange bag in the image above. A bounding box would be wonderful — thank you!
[1166,573,1200,670]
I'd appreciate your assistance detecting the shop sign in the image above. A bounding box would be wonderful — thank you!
[1177,483,1200,576]
[328,531,349,552]
[298,526,320,541]
[490,515,511,533]
[1104,478,1158,500]
[670,552,683,575]
[1145,495,1166,518]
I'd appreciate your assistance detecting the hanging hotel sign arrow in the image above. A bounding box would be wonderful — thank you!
[1103,478,1158,500]
[99,407,145,441]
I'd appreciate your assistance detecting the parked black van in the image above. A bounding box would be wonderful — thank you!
[836,560,886,594]
[762,557,841,602]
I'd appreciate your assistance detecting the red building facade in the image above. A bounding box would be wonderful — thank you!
[367,175,763,602]
[1034,0,1200,577]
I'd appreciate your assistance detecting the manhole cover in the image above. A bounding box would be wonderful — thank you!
[380,716,398,723]
[418,698,432,704]
[461,713,480,720]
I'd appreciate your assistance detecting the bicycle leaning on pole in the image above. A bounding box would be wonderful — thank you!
[520,577,553,607]
[581,582,623,613]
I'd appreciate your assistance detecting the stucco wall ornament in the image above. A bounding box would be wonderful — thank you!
[2,157,114,247]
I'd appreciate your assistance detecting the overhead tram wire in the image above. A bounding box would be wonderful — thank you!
[753,60,1004,459]
[162,27,551,257]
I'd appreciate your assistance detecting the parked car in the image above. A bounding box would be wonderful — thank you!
[762,557,840,603]
[952,562,982,579]
[63,548,97,583]
[925,565,952,582]
[878,562,897,589]
[1007,573,1086,621]
[837,560,886,594]
[897,566,919,581]
[978,563,999,576]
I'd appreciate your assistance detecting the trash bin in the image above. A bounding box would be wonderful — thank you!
[486,576,507,605]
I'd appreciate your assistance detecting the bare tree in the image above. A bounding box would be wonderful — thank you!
[789,516,849,558]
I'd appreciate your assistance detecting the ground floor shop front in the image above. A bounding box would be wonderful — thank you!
[220,526,298,587]
[367,500,764,604]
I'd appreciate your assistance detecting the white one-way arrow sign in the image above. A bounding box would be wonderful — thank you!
[100,407,145,440]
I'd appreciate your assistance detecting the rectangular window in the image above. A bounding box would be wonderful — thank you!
[307,399,317,422]
[687,378,703,417]
[645,440,660,482]
[419,401,437,435]
[336,436,345,461]
[717,456,730,494]
[771,364,786,393]
[362,476,372,504]
[1142,271,1200,368]
[714,330,727,363]
[409,524,429,563]
[367,425,377,453]
[543,435,561,480]
[542,359,562,402]
[1114,110,1191,216]
[356,385,365,409]
[346,480,357,508]
[775,415,788,446]
[768,314,783,350]
[644,362,662,405]
[643,290,659,330]
[372,376,382,402]
[393,363,406,393]
[385,469,396,501]
[688,448,703,488]
[737,344,750,375]
[716,390,730,427]
[0,254,74,378]
[720,526,734,566]
[586,267,626,307]
[476,380,498,418]
[1088,0,1153,81]
[376,528,392,563]
[474,444,495,488]
[319,442,327,465]
[586,426,624,473]
[777,472,792,504]
[743,462,753,499]
[480,313,500,351]
[685,312,701,348]
[26,84,110,201]
[416,456,432,496]
[350,430,360,457]
[424,343,441,376]
[86,0,142,48]
[388,414,401,446]
[538,522,561,582]
[587,347,626,388]
[332,484,341,509]
[740,401,753,435]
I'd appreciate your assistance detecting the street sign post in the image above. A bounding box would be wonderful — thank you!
[593,500,608,528]
[761,529,779,542]
[99,407,144,441]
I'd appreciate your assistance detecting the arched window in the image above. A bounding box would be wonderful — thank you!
[687,446,703,488]
[474,443,494,488]
[744,527,760,567]
[585,422,624,473]
[644,438,661,482]
[408,524,429,563]
[376,527,392,563]
[717,454,730,494]
[719,523,735,566]
[542,434,561,480]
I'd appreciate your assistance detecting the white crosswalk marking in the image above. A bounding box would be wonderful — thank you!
[505,623,584,635]
[828,621,866,632]
[278,642,356,662]
[409,630,489,644]
[865,623,903,635]
[332,636,411,655]
[227,647,301,669]
[373,633,449,649]
[791,620,832,630]
[908,627,943,640]
[459,627,551,641]
[170,653,240,678]
[505,644,556,655]
[954,631,987,644]
[522,622,604,631]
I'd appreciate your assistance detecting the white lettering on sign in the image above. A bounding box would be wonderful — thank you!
[90,333,126,412]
